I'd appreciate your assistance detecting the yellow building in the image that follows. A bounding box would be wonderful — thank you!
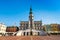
[50,24,60,34]
[50,24,59,31]
[43,24,60,34]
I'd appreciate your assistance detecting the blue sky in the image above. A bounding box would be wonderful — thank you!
[0,0,60,26]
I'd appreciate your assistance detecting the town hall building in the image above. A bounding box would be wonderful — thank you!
[16,7,43,36]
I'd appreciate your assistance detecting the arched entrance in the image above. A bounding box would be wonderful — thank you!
[24,32,25,36]
[30,31,32,35]
[38,32,40,36]
[27,32,29,36]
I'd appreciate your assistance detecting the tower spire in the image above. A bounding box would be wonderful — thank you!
[30,5,32,14]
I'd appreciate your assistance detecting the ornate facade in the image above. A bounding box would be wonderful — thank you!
[20,7,42,30]
[17,7,42,36]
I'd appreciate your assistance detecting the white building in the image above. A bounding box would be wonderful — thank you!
[0,23,6,36]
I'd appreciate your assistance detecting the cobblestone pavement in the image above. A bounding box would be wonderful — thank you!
[0,35,60,40]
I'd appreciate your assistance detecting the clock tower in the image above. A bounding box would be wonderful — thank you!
[29,7,34,30]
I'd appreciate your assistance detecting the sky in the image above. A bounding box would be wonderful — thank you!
[0,0,60,26]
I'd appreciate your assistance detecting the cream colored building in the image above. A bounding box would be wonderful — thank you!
[0,23,6,36]
[16,7,47,36]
